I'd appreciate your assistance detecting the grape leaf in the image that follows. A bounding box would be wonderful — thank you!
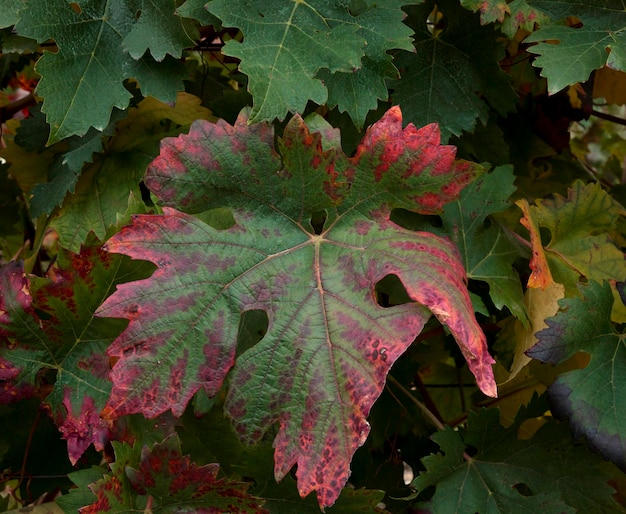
[0,0,21,28]
[49,92,212,252]
[29,109,127,218]
[527,281,626,471]
[122,0,199,61]
[96,106,495,507]
[206,0,413,125]
[501,0,548,38]
[526,0,626,94]
[176,0,221,27]
[70,435,267,513]
[0,245,152,463]
[394,0,517,141]
[413,401,622,513]
[14,0,188,143]
[461,0,510,24]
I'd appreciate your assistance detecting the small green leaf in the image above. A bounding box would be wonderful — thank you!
[176,0,221,27]
[122,0,199,61]
[15,0,187,143]
[206,0,412,124]
[461,0,510,24]
[526,0,626,93]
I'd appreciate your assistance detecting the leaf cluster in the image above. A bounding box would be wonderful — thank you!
[1,0,626,512]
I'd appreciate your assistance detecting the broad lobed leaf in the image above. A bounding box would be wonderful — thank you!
[394,0,517,141]
[205,0,413,127]
[414,400,622,513]
[96,106,495,507]
[14,0,192,143]
[526,0,626,94]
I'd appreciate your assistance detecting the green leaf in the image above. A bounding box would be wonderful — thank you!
[394,0,517,141]
[0,0,22,28]
[527,281,626,471]
[96,106,493,508]
[440,166,527,320]
[14,0,188,143]
[414,404,622,513]
[122,0,199,61]
[29,110,126,218]
[176,0,221,27]
[49,92,211,252]
[206,0,413,124]
[526,0,626,93]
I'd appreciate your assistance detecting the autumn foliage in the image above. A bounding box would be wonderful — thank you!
[1,1,626,513]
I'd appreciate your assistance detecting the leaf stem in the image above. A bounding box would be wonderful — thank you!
[387,375,445,431]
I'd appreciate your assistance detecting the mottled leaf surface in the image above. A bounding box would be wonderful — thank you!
[501,0,548,38]
[14,0,189,142]
[0,246,152,463]
[526,0,626,93]
[72,435,266,513]
[528,281,626,471]
[206,0,413,125]
[394,0,517,141]
[461,0,510,24]
[413,402,622,513]
[97,106,494,507]
[397,166,527,322]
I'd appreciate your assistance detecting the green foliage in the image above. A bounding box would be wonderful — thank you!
[413,399,621,513]
[1,0,626,512]
[526,0,626,94]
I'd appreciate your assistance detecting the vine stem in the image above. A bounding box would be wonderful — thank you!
[387,375,445,431]
[387,375,474,463]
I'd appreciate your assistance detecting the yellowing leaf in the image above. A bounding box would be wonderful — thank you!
[593,67,626,105]
[497,281,565,384]
[516,198,554,289]
[525,181,626,294]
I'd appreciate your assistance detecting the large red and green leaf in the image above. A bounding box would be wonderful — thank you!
[0,244,153,463]
[96,106,495,507]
